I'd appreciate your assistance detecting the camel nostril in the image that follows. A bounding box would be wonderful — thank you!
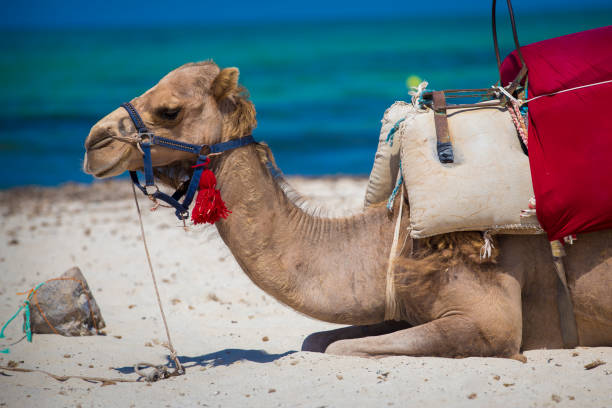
[85,125,114,150]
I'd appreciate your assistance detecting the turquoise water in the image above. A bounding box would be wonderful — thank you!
[1,12,610,188]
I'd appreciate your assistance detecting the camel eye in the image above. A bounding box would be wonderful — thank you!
[157,106,181,121]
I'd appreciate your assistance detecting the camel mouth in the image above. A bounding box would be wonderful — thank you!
[90,161,123,178]
[84,145,133,178]
[87,136,114,151]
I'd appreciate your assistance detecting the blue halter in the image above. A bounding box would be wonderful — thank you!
[120,102,256,221]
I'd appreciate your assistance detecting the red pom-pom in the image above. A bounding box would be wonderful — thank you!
[191,166,231,224]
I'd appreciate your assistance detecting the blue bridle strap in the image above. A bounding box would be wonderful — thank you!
[120,102,256,221]
[121,102,147,133]
[209,135,256,154]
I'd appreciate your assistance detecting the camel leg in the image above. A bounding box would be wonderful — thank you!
[301,321,411,353]
[325,315,522,359]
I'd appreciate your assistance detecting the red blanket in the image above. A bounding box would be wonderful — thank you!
[501,26,612,241]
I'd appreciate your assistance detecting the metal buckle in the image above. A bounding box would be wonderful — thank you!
[144,184,159,196]
[138,131,155,144]
[178,210,190,220]
[199,145,211,156]
[199,145,221,158]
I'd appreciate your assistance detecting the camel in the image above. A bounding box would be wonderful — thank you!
[83,61,612,359]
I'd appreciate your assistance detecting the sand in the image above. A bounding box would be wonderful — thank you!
[0,178,610,408]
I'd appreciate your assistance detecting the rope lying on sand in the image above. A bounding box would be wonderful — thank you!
[131,182,184,376]
[0,361,178,384]
[0,182,185,384]
[0,365,141,384]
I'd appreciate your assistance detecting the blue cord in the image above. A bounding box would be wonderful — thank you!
[387,162,404,211]
[386,119,406,146]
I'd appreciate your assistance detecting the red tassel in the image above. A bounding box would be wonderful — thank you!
[191,161,231,224]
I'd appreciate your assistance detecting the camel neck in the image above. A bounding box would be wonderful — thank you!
[211,144,394,325]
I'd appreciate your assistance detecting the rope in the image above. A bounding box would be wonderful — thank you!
[1,305,26,341]
[498,79,612,107]
[524,79,612,104]
[409,80,429,107]
[0,282,45,349]
[0,305,26,353]
[131,183,184,376]
[480,231,494,260]
[508,101,528,148]
[492,223,544,232]
[0,365,140,384]
[34,278,101,336]
[134,362,172,382]
[387,162,404,211]
[0,361,179,384]
[0,188,185,382]
[385,119,405,145]
[496,85,522,105]
[384,185,404,321]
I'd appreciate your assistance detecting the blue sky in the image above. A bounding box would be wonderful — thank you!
[3,0,612,28]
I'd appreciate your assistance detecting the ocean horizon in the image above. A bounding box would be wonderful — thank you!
[1,11,611,188]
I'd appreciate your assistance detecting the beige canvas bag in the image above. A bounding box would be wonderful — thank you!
[364,101,417,207]
[399,106,542,238]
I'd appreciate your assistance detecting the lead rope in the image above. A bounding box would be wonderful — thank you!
[131,183,184,376]
[0,187,185,384]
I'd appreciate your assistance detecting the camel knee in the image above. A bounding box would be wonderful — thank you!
[466,314,522,357]
[434,314,521,358]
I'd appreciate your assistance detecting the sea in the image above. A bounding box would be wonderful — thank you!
[1,11,610,188]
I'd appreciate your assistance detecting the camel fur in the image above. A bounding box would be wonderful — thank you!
[83,61,612,359]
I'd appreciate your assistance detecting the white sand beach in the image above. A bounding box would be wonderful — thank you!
[0,178,610,407]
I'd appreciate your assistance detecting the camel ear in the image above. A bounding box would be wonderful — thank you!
[212,67,239,101]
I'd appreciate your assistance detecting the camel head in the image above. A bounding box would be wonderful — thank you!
[83,61,257,185]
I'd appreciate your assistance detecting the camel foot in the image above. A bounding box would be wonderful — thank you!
[510,353,527,363]
[325,339,373,358]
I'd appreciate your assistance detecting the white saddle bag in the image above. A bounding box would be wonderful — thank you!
[365,102,542,238]
[399,106,542,238]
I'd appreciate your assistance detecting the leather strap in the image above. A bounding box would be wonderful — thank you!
[140,141,155,188]
[432,91,454,163]
[121,102,148,133]
[121,103,204,155]
[550,240,579,348]
[492,0,527,84]
[209,135,256,154]
[130,171,191,219]
[120,102,256,221]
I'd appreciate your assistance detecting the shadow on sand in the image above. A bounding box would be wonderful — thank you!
[114,348,296,374]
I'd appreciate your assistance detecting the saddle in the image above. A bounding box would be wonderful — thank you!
[367,8,612,242]
[367,100,541,238]
[501,26,612,241]
[368,0,612,348]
